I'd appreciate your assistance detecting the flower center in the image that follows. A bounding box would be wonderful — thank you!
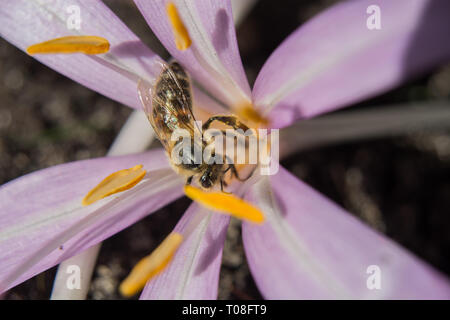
[237,103,270,128]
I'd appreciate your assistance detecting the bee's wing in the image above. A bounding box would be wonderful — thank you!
[138,61,200,150]
[160,62,202,133]
[137,78,172,149]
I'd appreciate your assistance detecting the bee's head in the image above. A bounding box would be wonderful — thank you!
[199,168,217,189]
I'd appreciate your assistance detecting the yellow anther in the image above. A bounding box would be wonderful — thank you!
[119,232,183,297]
[237,104,269,127]
[26,36,110,55]
[82,165,146,206]
[166,2,192,51]
[184,185,264,224]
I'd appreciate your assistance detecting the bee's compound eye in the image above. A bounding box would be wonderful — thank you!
[200,175,212,188]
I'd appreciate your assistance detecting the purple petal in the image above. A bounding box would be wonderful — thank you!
[0,149,184,293]
[192,85,230,120]
[242,167,450,299]
[134,0,251,109]
[140,203,229,299]
[0,0,163,110]
[253,0,450,128]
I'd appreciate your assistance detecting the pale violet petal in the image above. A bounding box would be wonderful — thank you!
[253,0,450,128]
[0,0,164,109]
[140,203,229,299]
[0,149,183,292]
[134,0,251,109]
[243,167,450,299]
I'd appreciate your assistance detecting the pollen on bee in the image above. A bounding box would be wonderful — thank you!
[26,36,110,55]
[166,2,192,51]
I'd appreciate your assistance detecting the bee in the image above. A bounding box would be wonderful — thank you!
[138,61,253,191]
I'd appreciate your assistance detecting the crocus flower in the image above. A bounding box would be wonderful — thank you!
[1,0,450,299]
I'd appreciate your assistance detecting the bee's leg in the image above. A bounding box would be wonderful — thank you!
[223,164,232,174]
[223,155,250,180]
[202,115,251,133]
[186,176,193,185]
[220,178,231,194]
[222,155,236,179]
[228,163,256,182]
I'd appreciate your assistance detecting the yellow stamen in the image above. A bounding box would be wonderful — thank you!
[119,232,183,297]
[184,185,264,224]
[237,104,269,127]
[82,165,146,206]
[26,36,110,55]
[166,2,192,51]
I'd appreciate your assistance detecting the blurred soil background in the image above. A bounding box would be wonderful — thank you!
[1,0,450,299]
